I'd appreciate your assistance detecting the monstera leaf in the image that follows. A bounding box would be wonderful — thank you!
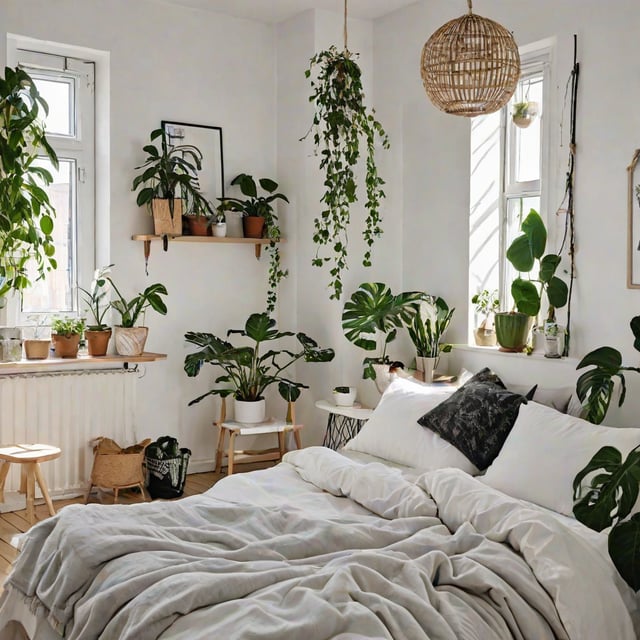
[609,514,640,591]
[573,445,640,532]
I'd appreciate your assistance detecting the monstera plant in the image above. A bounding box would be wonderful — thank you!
[0,66,58,300]
[342,282,423,380]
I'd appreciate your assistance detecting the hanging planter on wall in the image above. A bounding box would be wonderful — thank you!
[301,1,390,301]
[512,101,539,128]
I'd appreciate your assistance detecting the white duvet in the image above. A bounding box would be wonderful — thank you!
[2,447,638,639]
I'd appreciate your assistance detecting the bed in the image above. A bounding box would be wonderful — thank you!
[1,371,639,639]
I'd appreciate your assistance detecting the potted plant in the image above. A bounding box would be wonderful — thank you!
[23,315,51,360]
[512,101,539,128]
[341,282,423,391]
[185,195,213,237]
[0,67,58,301]
[184,312,335,424]
[332,386,357,407]
[471,289,499,346]
[79,264,113,356]
[407,296,454,383]
[495,209,568,353]
[51,317,86,358]
[131,127,212,237]
[108,278,168,356]
[303,46,390,301]
[219,173,289,313]
[210,204,228,238]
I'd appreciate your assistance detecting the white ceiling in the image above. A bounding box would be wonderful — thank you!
[155,0,421,24]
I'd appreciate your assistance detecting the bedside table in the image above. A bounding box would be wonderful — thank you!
[315,400,373,450]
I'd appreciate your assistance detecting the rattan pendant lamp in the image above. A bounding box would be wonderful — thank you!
[420,0,520,117]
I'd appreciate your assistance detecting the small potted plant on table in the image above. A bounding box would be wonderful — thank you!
[108,278,168,356]
[79,264,113,356]
[332,386,357,407]
[184,312,334,423]
[51,317,86,358]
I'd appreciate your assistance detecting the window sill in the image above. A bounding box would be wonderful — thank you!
[452,344,580,366]
[0,352,166,376]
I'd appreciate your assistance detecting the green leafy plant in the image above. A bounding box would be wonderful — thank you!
[472,289,500,318]
[407,296,454,358]
[506,209,568,321]
[219,173,289,313]
[0,66,58,299]
[131,128,212,219]
[302,46,390,301]
[107,278,168,328]
[576,316,640,425]
[342,282,423,380]
[333,386,351,394]
[51,316,86,337]
[184,312,335,404]
[573,445,640,591]
[78,264,113,330]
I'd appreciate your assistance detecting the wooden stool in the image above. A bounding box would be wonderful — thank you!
[0,444,61,524]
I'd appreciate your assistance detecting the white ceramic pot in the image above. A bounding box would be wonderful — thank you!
[114,326,148,356]
[234,398,266,424]
[212,222,227,238]
[543,323,565,359]
[332,387,357,407]
[416,356,438,383]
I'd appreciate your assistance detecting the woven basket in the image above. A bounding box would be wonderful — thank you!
[88,438,151,490]
[420,8,520,117]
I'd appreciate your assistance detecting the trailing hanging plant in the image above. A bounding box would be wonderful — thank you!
[0,66,58,299]
[302,45,390,300]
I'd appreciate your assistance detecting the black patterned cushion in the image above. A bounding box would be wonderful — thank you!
[417,368,528,470]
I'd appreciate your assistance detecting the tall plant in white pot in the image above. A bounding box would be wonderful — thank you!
[407,296,454,383]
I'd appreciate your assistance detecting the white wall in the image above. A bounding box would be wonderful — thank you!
[1,0,286,467]
[374,0,640,426]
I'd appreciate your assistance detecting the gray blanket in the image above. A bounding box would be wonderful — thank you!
[5,447,637,639]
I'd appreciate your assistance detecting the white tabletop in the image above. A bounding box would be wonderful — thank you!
[315,400,374,420]
[220,419,299,435]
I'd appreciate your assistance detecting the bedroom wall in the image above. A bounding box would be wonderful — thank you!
[0,0,284,468]
[373,0,640,426]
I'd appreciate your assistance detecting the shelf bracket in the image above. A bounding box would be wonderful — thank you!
[255,244,262,260]
[143,240,151,275]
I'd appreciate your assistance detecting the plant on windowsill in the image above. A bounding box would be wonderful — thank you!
[79,264,114,356]
[407,296,454,383]
[131,127,212,239]
[218,173,289,313]
[0,67,58,306]
[495,209,568,354]
[184,312,335,424]
[51,317,86,359]
[302,46,390,301]
[471,289,499,347]
[341,282,423,393]
[23,314,51,361]
[107,278,168,357]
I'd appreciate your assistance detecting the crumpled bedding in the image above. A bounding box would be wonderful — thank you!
[2,446,637,640]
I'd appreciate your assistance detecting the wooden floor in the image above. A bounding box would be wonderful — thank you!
[0,462,273,587]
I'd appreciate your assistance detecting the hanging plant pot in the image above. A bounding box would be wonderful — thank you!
[512,101,539,129]
[494,312,532,353]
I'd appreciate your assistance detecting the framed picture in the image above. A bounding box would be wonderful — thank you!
[628,149,640,289]
[161,120,224,204]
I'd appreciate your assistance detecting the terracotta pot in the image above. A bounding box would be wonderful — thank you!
[52,334,80,358]
[24,339,50,360]
[494,312,532,353]
[113,326,148,356]
[186,216,211,237]
[85,328,112,356]
[152,198,183,236]
[242,216,265,239]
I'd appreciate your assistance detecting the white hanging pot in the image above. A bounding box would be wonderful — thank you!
[234,398,266,423]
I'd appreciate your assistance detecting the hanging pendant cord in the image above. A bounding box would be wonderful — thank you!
[467,0,473,14]
[344,0,348,51]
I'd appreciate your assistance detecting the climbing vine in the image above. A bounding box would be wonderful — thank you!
[302,46,389,300]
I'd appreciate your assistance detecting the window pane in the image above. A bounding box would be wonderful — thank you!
[22,158,76,314]
[513,76,543,183]
[30,74,74,137]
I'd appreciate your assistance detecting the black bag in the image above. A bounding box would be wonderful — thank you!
[144,436,191,499]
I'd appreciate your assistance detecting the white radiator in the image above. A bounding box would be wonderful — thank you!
[0,370,137,496]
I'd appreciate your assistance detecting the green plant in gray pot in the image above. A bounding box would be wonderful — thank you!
[342,282,423,388]
[495,209,568,352]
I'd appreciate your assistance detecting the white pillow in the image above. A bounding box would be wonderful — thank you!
[344,377,479,474]
[481,401,640,516]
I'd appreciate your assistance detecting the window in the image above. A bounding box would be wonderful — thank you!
[468,44,551,340]
[6,48,95,320]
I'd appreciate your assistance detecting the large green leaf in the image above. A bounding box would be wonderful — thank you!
[573,445,640,531]
[576,368,616,424]
[296,332,335,362]
[521,209,547,259]
[511,278,540,316]
[631,315,640,353]
[577,346,622,373]
[539,254,561,283]
[506,235,535,272]
[546,276,568,309]
[609,514,640,591]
